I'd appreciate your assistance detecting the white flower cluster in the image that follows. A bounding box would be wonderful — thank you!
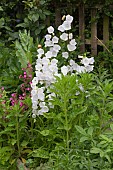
[31,14,94,118]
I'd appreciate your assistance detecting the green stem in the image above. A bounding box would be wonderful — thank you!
[16,110,20,157]
[64,101,69,151]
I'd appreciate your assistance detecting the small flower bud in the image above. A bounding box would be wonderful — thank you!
[38,44,42,48]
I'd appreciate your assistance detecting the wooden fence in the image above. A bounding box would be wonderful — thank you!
[50,3,110,56]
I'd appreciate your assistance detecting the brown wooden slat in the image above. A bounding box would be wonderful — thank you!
[103,14,109,51]
[91,8,97,55]
[79,3,85,53]
[55,5,61,27]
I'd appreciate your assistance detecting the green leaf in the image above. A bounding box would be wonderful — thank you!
[21,141,29,147]
[80,136,89,142]
[0,6,3,11]
[31,148,49,158]
[16,40,27,68]
[90,147,101,154]
[87,127,93,136]
[40,130,50,136]
[43,112,56,119]
[110,123,113,131]
[0,18,4,28]
[75,125,87,136]
[11,139,17,145]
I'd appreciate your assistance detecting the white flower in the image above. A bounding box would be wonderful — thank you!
[37,88,45,101]
[70,39,77,46]
[58,25,65,32]
[49,64,58,73]
[44,40,54,47]
[89,57,94,64]
[37,48,44,55]
[39,102,45,108]
[42,57,50,65]
[35,63,42,71]
[62,52,69,59]
[31,77,38,85]
[69,33,73,39]
[47,26,54,34]
[52,36,59,43]
[81,57,91,66]
[32,113,36,118]
[45,34,51,40]
[51,58,58,65]
[67,44,76,51]
[53,44,61,52]
[60,33,68,41]
[45,51,53,58]
[79,84,84,92]
[70,60,79,71]
[51,50,58,57]
[76,66,86,73]
[62,21,71,31]
[32,101,38,109]
[38,109,43,115]
[61,65,69,76]
[66,15,73,23]
[85,65,94,72]
[41,106,49,113]
[76,91,80,95]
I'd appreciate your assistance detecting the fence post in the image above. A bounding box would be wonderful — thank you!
[55,3,61,27]
[103,14,109,51]
[79,3,85,53]
[91,8,97,55]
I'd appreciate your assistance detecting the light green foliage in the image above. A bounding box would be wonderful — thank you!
[16,30,33,68]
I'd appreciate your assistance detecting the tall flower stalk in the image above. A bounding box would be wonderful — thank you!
[31,14,94,117]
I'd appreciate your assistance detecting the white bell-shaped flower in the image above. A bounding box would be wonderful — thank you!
[58,25,65,32]
[47,26,54,34]
[62,21,71,31]
[61,65,69,76]
[67,44,76,51]
[62,52,69,59]
[45,51,53,58]
[60,33,68,41]
[70,39,77,46]
[45,34,51,41]
[52,36,59,43]
[66,14,73,23]
[37,88,45,101]
[37,48,44,55]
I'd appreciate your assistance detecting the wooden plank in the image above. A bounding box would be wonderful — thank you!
[55,3,61,27]
[79,3,85,53]
[103,14,109,51]
[91,8,97,55]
